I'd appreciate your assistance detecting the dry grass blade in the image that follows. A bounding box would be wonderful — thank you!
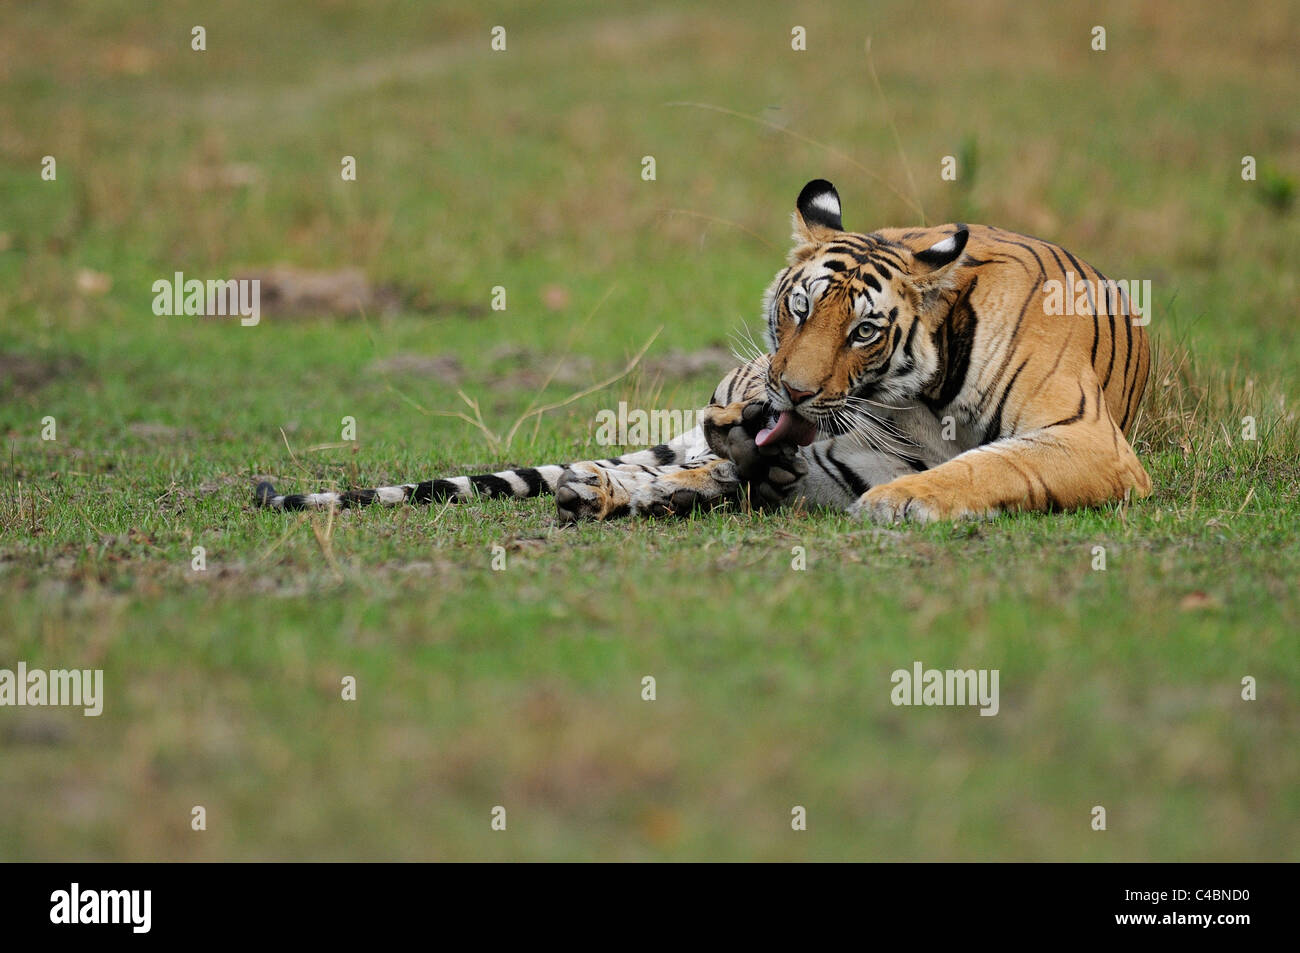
[665,100,926,220]
[309,505,343,580]
[502,326,663,449]
[863,37,926,225]
[654,208,779,251]
[255,511,312,565]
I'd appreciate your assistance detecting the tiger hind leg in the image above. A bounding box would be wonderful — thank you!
[553,359,797,522]
[554,456,740,522]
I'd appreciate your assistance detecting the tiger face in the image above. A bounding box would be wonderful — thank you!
[756,180,970,447]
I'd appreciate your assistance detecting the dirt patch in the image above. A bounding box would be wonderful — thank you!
[127,422,183,441]
[233,266,403,318]
[366,345,744,393]
[1,714,70,747]
[474,345,738,391]
[642,346,736,380]
[0,353,85,395]
[487,345,596,389]
[229,265,488,320]
[183,161,263,191]
[152,475,241,517]
[366,354,464,383]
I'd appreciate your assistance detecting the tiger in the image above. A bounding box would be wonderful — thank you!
[255,178,1152,524]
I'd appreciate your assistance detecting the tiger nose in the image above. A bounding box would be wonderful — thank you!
[782,380,818,404]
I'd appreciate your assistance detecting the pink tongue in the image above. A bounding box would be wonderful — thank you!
[755,410,818,448]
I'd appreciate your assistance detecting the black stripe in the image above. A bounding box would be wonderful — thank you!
[412,479,461,503]
[1119,281,1134,400]
[1004,273,1042,347]
[922,276,979,411]
[339,489,377,506]
[982,358,1030,444]
[872,249,908,271]
[1119,340,1146,433]
[281,494,308,511]
[813,447,852,496]
[1060,248,1100,368]
[900,315,920,361]
[1008,336,1073,435]
[990,225,1058,246]
[1042,243,1091,376]
[1089,265,1117,389]
[1045,386,1088,429]
[1086,267,1113,390]
[1003,458,1040,508]
[870,238,908,260]
[826,243,871,263]
[992,236,1047,277]
[724,371,740,404]
[825,448,869,497]
[1121,334,1150,434]
[651,443,676,465]
[1043,244,1068,275]
[471,474,515,498]
[980,263,1044,402]
[515,468,545,497]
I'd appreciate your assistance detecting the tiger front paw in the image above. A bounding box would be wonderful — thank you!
[632,459,740,518]
[714,403,808,510]
[853,476,956,525]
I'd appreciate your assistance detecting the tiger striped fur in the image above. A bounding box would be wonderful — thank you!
[255,179,1151,524]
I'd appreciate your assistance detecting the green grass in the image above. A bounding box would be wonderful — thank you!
[1,0,1297,860]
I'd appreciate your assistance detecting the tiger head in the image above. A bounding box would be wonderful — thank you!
[756,179,970,447]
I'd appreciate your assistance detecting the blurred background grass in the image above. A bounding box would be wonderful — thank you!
[0,0,1297,860]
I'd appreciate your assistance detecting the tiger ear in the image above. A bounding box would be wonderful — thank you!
[911,226,969,277]
[908,227,970,306]
[791,179,844,247]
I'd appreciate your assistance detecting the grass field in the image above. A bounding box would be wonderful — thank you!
[1,0,1297,860]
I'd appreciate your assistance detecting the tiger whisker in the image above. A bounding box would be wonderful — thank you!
[845,394,915,412]
[728,323,768,366]
[821,403,917,455]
